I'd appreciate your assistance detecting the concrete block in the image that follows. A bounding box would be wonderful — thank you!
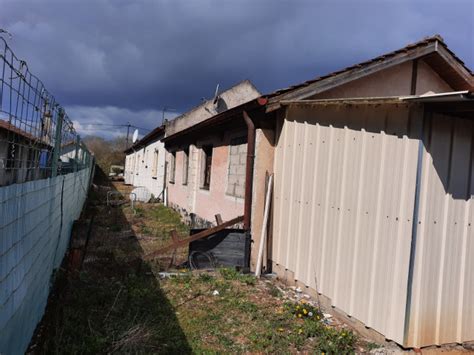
[234,185,245,198]
[235,164,246,175]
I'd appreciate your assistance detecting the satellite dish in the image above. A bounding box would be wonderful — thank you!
[132,129,139,143]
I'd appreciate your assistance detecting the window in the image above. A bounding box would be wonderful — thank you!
[169,151,176,183]
[6,141,17,170]
[201,145,213,190]
[152,149,159,178]
[182,147,189,185]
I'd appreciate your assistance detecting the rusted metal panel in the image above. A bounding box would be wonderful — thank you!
[406,113,474,347]
[272,103,421,344]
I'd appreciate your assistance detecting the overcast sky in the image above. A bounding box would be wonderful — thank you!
[1,0,472,138]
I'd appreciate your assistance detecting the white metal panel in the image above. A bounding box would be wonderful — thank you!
[406,113,474,347]
[272,103,420,344]
[0,168,91,354]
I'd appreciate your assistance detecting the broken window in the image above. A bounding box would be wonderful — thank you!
[201,145,213,190]
[182,147,189,185]
[152,149,159,177]
[169,151,176,183]
[6,139,17,170]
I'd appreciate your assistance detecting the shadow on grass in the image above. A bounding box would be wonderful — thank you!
[29,167,192,354]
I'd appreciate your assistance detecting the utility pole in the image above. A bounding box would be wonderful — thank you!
[126,122,131,148]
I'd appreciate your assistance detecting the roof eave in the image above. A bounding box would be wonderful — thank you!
[266,41,439,112]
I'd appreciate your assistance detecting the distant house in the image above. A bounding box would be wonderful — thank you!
[124,125,166,200]
[163,35,474,348]
[163,80,261,227]
[0,119,52,186]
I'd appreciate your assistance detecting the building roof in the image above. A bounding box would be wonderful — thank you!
[165,80,261,137]
[0,119,52,147]
[164,35,474,145]
[124,125,165,154]
[265,35,473,111]
[279,91,474,118]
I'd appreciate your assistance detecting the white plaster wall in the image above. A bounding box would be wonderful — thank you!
[124,139,166,199]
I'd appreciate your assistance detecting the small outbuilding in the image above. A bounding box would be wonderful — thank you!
[124,125,166,200]
[161,35,474,348]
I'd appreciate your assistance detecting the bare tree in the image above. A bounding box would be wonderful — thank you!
[83,135,127,174]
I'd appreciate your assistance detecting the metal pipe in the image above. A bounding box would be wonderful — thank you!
[243,110,256,230]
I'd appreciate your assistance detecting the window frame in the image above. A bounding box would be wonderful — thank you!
[182,147,189,185]
[200,145,213,190]
[169,151,176,183]
[151,148,159,178]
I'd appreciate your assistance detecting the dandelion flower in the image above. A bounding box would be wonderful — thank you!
[303,309,308,314]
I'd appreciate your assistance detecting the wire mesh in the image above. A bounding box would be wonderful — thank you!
[0,36,91,186]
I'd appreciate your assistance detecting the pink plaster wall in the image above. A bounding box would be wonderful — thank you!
[168,150,189,211]
[168,133,245,226]
[194,143,244,223]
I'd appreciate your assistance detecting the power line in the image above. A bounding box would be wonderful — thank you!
[77,123,152,132]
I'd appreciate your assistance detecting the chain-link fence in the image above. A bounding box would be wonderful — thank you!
[0,36,91,187]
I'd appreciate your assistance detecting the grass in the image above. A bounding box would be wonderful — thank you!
[30,181,368,354]
[162,270,358,353]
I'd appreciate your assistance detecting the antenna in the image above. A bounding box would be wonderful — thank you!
[213,84,220,104]
[162,107,176,125]
[132,129,139,143]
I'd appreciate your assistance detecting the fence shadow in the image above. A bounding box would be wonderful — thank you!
[29,167,192,354]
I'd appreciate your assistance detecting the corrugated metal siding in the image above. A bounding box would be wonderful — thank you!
[0,168,92,354]
[407,113,474,347]
[273,103,421,344]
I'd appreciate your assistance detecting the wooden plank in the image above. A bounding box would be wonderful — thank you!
[215,214,223,225]
[437,46,474,87]
[145,215,244,259]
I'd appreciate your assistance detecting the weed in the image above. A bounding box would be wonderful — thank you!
[268,283,282,298]
[218,267,256,285]
[197,272,215,283]
[218,267,240,280]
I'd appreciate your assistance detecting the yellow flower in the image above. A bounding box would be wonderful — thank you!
[296,305,300,309]
[303,309,308,314]
[298,329,303,334]
[278,328,284,332]
[298,314,302,318]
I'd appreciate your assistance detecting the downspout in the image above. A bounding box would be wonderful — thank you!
[243,110,255,231]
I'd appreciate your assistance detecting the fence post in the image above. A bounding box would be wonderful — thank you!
[74,135,80,172]
[51,108,64,177]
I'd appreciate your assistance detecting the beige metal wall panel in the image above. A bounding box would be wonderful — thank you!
[272,103,421,344]
[406,113,474,347]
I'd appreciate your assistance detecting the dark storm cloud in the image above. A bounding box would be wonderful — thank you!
[0,0,472,136]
